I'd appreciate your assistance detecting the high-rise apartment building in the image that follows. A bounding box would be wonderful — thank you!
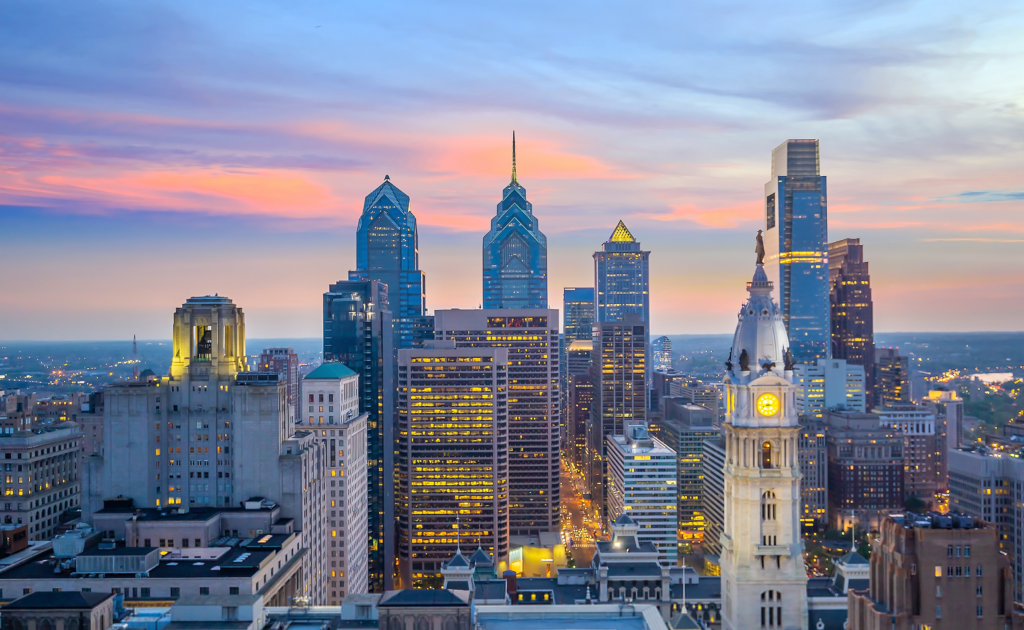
[434,310,559,535]
[849,514,1021,630]
[482,135,547,309]
[763,139,830,364]
[829,238,875,400]
[825,410,904,531]
[83,296,330,603]
[301,364,369,601]
[793,358,866,417]
[562,287,595,342]
[605,424,678,566]
[323,279,395,591]
[348,176,427,350]
[0,423,81,541]
[651,336,672,372]
[798,418,828,530]
[878,403,939,507]
[651,409,719,546]
[875,347,910,407]
[395,343,509,588]
[259,347,299,422]
[587,315,646,526]
[719,261,808,630]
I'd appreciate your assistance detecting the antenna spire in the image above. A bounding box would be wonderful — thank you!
[511,131,517,185]
[456,514,461,554]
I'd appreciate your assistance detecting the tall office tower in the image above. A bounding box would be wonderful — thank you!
[793,358,866,417]
[719,260,808,630]
[301,364,369,601]
[563,287,595,342]
[348,176,427,350]
[701,437,726,562]
[798,418,828,530]
[395,342,510,588]
[85,296,329,603]
[434,310,559,535]
[651,409,720,547]
[566,339,594,470]
[259,347,299,422]
[849,514,1020,630]
[828,238,875,399]
[605,424,678,566]
[587,315,647,527]
[875,347,910,407]
[322,280,395,592]
[878,403,939,507]
[651,336,672,372]
[669,381,721,421]
[763,139,830,364]
[482,135,548,309]
[594,221,650,325]
[927,389,963,490]
[825,410,904,532]
[0,423,81,541]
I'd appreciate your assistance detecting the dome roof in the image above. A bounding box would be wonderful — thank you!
[726,264,791,381]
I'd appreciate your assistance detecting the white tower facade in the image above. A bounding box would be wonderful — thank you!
[720,263,808,630]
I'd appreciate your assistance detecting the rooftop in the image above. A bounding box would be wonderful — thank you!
[378,589,469,607]
[4,591,113,609]
[304,363,357,380]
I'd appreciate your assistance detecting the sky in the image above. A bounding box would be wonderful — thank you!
[1,0,1023,340]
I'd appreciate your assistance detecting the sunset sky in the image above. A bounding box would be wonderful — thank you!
[2,1,1023,340]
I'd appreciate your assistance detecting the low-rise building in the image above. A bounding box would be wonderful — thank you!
[0,591,118,630]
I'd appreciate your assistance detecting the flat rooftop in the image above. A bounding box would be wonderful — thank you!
[0,546,273,581]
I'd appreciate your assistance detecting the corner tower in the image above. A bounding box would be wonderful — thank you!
[719,254,808,630]
[482,132,548,309]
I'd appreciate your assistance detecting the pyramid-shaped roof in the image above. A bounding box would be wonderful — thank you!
[608,220,635,243]
[470,547,494,566]
[613,513,637,526]
[445,552,471,569]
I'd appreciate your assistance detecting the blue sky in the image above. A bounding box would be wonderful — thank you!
[1,0,1023,339]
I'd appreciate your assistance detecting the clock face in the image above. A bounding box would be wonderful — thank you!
[756,392,780,417]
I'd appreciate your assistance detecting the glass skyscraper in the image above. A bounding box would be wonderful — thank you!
[594,221,650,325]
[482,133,548,309]
[349,175,427,350]
[829,238,875,401]
[763,139,830,364]
[562,287,595,342]
[323,279,395,592]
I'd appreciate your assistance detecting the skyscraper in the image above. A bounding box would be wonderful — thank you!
[763,139,830,364]
[562,287,595,342]
[349,176,427,350]
[652,335,672,372]
[594,221,650,326]
[395,342,509,588]
[323,280,395,592]
[259,347,299,422]
[482,134,548,309]
[875,347,910,407]
[434,309,560,535]
[829,238,875,400]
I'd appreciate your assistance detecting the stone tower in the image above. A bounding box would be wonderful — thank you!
[720,262,808,630]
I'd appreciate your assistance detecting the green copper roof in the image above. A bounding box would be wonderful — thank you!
[304,362,357,380]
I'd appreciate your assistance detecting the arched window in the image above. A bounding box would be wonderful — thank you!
[761,441,773,469]
[760,590,782,627]
[761,491,777,521]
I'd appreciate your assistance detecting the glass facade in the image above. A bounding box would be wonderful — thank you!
[652,335,672,371]
[349,176,427,350]
[829,238,875,401]
[482,136,548,309]
[322,280,395,592]
[763,140,830,364]
[562,287,595,342]
[594,221,650,325]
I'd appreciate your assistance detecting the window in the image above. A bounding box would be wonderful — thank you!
[761,442,773,469]
[977,564,983,576]
[965,545,971,557]
[977,585,983,597]
[936,606,942,618]
[935,566,942,578]
[947,545,954,557]
[200,587,210,595]
[760,590,782,627]
[956,566,962,577]
[144,539,151,547]
[141,587,150,597]
[230,587,239,595]
[977,606,983,618]
[171,587,180,597]
[911,564,917,575]
[956,545,962,557]
[936,585,942,597]
[947,566,954,577]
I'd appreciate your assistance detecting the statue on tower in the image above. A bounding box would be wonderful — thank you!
[755,229,765,265]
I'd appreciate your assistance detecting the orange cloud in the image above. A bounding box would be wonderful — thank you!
[647,201,761,228]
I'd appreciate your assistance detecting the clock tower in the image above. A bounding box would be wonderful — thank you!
[719,257,808,630]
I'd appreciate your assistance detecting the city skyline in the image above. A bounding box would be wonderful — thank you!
[3,2,1024,339]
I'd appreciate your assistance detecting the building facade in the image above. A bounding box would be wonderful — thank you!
[562,287,595,343]
[482,135,547,309]
[793,358,866,417]
[825,410,904,531]
[0,423,81,541]
[878,403,939,506]
[605,424,678,566]
[829,238,875,400]
[83,296,329,603]
[258,347,299,422]
[322,279,395,592]
[587,316,647,527]
[798,418,828,530]
[651,411,720,546]
[848,513,1021,630]
[875,348,910,407]
[594,221,650,326]
[348,176,427,351]
[719,261,808,630]
[434,310,559,535]
[395,343,510,588]
[763,139,830,364]
[701,437,726,562]
[301,363,369,601]
[652,336,672,372]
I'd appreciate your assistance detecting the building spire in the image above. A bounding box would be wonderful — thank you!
[511,131,517,185]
